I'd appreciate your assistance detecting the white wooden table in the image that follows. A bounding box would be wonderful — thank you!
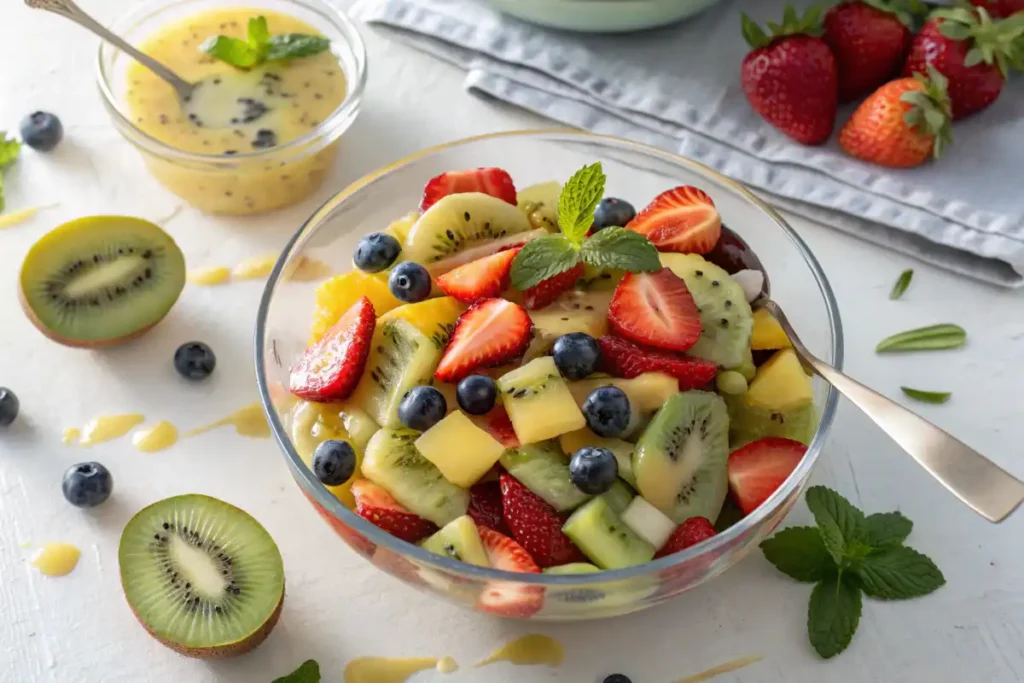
[2,2,1023,681]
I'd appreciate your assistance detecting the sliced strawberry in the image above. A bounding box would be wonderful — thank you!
[434,299,532,382]
[597,335,718,390]
[290,296,375,401]
[626,186,722,254]
[521,263,585,310]
[500,474,586,568]
[435,247,521,303]
[477,526,544,618]
[468,481,510,535]
[351,479,438,543]
[727,437,807,515]
[607,269,702,352]
[420,167,517,212]
[475,407,520,449]
[655,517,717,559]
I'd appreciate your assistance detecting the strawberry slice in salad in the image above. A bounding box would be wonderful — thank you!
[434,298,532,382]
[352,479,438,544]
[290,296,375,401]
[421,167,518,212]
[436,247,521,303]
[597,335,718,390]
[607,269,702,353]
[626,186,722,254]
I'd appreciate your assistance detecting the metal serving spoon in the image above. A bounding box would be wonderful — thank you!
[718,227,1024,523]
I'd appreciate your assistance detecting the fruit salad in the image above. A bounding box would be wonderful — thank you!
[285,164,818,609]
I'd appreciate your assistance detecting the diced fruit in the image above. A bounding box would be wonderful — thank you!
[602,480,636,515]
[405,193,532,265]
[562,496,654,570]
[312,439,357,486]
[522,263,585,310]
[361,428,469,527]
[559,429,636,489]
[397,386,447,431]
[746,349,813,412]
[498,357,586,444]
[499,441,591,513]
[500,474,586,568]
[593,197,637,232]
[750,308,791,350]
[467,481,509,535]
[310,271,400,344]
[415,411,505,487]
[352,479,437,543]
[632,391,730,524]
[654,517,717,559]
[388,262,432,303]
[20,112,63,152]
[731,348,757,382]
[596,336,717,390]
[62,462,113,508]
[479,526,541,573]
[420,515,490,566]
[421,168,517,212]
[426,229,548,280]
[435,299,532,383]
[382,212,418,245]
[435,248,520,303]
[726,395,817,449]
[568,447,619,495]
[582,386,632,438]
[621,496,677,550]
[568,372,679,418]
[608,269,702,352]
[543,563,600,574]
[290,400,375,507]
[351,318,442,428]
[379,297,466,353]
[727,437,807,515]
[290,297,376,401]
[660,253,754,368]
[552,333,600,381]
[456,374,498,415]
[477,526,544,618]
[473,407,520,448]
[715,370,749,396]
[625,187,721,254]
[517,181,561,232]
[174,341,216,381]
[354,232,402,273]
[523,290,611,362]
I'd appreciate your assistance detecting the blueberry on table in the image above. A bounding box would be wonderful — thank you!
[398,386,447,431]
[62,462,113,508]
[20,111,63,152]
[389,262,432,303]
[592,197,636,232]
[354,232,401,273]
[456,374,497,415]
[312,439,357,486]
[603,675,632,683]
[582,386,632,438]
[552,333,600,380]
[174,342,216,380]
[0,387,19,426]
[569,446,619,494]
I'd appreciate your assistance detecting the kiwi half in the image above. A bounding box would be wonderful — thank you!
[118,494,284,659]
[19,216,186,347]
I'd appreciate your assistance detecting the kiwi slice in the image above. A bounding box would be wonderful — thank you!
[420,515,489,566]
[517,181,561,232]
[726,396,817,449]
[562,496,655,570]
[403,192,533,264]
[499,441,591,513]
[118,494,284,659]
[19,216,186,347]
[601,480,636,515]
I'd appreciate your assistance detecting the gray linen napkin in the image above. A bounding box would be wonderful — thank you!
[352,0,1024,287]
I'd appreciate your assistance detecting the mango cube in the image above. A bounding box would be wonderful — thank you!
[415,411,505,487]
[746,349,813,412]
[498,357,586,444]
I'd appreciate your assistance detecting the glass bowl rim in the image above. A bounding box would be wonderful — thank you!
[95,0,368,165]
[255,129,845,586]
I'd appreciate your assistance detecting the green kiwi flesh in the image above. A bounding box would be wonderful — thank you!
[118,494,284,659]
[19,216,186,347]
[726,396,817,449]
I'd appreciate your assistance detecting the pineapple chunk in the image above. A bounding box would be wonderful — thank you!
[559,428,637,488]
[384,211,419,245]
[309,271,402,343]
[380,297,466,352]
[750,308,792,350]
[568,372,680,415]
[290,400,376,508]
[746,349,813,412]
[415,411,505,487]
[498,357,586,444]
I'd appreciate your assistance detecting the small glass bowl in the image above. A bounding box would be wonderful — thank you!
[256,131,844,621]
[97,0,366,215]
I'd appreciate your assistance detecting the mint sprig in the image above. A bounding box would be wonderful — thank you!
[201,16,330,70]
[510,162,660,291]
[273,659,320,683]
[0,133,22,213]
[760,486,944,659]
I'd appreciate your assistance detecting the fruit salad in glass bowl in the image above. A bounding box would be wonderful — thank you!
[257,131,842,620]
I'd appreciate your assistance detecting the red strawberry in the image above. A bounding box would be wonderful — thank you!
[290,296,375,401]
[474,407,520,449]
[596,336,718,390]
[468,481,510,535]
[823,1,913,102]
[435,247,521,303]
[351,479,438,543]
[740,7,838,145]
[500,474,586,568]
[476,526,544,618]
[903,7,1023,119]
[434,298,532,382]
[607,269,702,353]
[624,187,721,254]
[727,437,808,515]
[420,167,517,212]
[521,263,585,310]
[654,517,717,559]
[969,0,1024,19]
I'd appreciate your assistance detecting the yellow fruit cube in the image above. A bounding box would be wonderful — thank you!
[750,308,792,350]
[499,357,586,444]
[415,411,505,487]
[383,212,419,245]
[290,400,374,508]
[309,271,402,344]
[568,373,679,415]
[524,299,609,362]
[380,297,466,351]
[746,349,813,412]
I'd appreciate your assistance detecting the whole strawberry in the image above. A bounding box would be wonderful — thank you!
[740,6,838,145]
[839,67,953,168]
[824,1,913,102]
[969,0,1024,19]
[903,6,1024,119]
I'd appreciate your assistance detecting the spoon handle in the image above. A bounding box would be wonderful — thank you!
[762,299,1024,523]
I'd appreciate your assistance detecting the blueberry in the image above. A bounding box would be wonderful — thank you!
[456,375,497,415]
[398,386,447,431]
[603,675,632,683]
[592,197,636,232]
[0,387,19,427]
[388,262,431,303]
[569,447,619,495]
[354,232,401,273]
[174,342,216,380]
[62,462,113,508]
[312,439,357,486]
[582,386,632,438]
[20,111,63,152]
[552,333,600,380]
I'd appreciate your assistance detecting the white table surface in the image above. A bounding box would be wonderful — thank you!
[2,2,1023,682]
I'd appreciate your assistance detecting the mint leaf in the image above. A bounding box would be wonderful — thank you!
[510,234,580,290]
[580,227,660,273]
[557,162,605,247]
[852,546,945,600]
[805,486,866,563]
[248,15,270,47]
[890,269,913,300]
[273,660,320,683]
[865,511,913,548]
[200,35,260,68]
[808,574,862,659]
[0,134,21,168]
[760,526,836,583]
[900,387,951,404]
[267,34,331,60]
[201,15,326,68]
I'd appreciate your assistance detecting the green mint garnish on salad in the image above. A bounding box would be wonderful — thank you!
[900,387,951,404]
[272,659,320,683]
[0,133,22,213]
[875,323,966,353]
[509,162,661,291]
[889,268,913,300]
[760,486,944,659]
[201,16,330,70]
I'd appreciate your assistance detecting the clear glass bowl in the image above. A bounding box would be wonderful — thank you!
[256,131,843,621]
[97,0,366,215]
